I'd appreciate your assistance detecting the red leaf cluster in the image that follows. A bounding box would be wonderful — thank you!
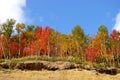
[110,29,120,40]
[86,46,98,62]
[23,26,50,56]
[9,42,19,57]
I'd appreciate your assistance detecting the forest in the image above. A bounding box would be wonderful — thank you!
[0,19,120,68]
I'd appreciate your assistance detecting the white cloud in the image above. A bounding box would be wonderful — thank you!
[113,12,120,31]
[0,0,26,24]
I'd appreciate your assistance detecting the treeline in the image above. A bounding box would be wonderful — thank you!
[0,19,120,67]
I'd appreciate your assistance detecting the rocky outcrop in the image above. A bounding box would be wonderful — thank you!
[15,61,44,70]
[96,67,120,75]
[0,61,80,70]
[0,60,120,75]
[0,62,9,69]
[41,61,77,70]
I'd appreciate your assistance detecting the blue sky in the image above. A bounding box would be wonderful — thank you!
[25,0,120,34]
[0,0,120,35]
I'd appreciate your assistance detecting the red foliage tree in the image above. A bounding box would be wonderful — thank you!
[9,42,19,57]
[35,26,50,55]
[23,26,50,56]
[41,26,50,54]
[23,41,36,56]
[86,45,98,62]
[0,35,4,58]
[35,26,42,40]
[0,45,3,58]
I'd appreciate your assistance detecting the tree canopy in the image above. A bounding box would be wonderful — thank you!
[0,19,120,67]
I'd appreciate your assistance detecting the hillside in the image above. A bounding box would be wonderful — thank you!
[0,69,120,80]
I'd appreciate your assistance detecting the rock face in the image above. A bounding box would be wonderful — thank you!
[15,61,44,70]
[96,67,118,75]
[42,61,77,70]
[0,62,9,69]
[0,61,79,71]
[0,60,120,75]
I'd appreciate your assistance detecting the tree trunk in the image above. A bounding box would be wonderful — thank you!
[18,32,20,57]
[47,41,50,57]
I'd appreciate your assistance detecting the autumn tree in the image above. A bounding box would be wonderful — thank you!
[23,26,50,57]
[57,34,68,57]
[72,25,87,61]
[9,42,19,57]
[110,29,120,66]
[44,26,50,56]
[25,25,35,43]
[96,25,109,63]
[49,29,61,57]
[98,24,108,34]
[0,31,4,58]
[1,19,15,58]
[86,24,109,63]
[16,23,25,57]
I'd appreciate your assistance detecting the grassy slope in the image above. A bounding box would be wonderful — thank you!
[0,69,120,80]
[0,56,120,80]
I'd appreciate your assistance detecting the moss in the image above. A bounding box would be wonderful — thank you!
[0,59,5,63]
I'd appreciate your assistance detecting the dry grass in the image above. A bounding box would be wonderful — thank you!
[0,69,120,80]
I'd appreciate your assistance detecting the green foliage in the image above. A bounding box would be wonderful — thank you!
[71,25,87,61]
[26,25,35,32]
[0,19,16,58]
[98,24,108,34]
[72,25,86,42]
[1,19,16,37]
